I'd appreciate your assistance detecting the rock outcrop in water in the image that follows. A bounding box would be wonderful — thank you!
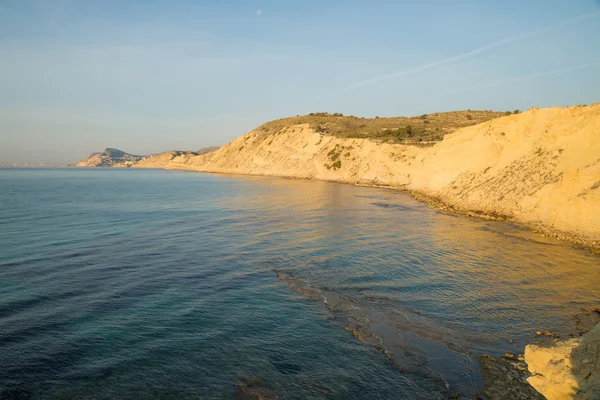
[132,104,600,249]
[525,321,600,400]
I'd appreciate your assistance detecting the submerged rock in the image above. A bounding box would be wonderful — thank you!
[525,322,600,400]
[273,270,465,397]
[478,353,545,400]
[536,330,561,338]
[235,375,277,400]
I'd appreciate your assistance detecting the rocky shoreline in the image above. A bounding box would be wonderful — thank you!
[274,267,600,399]
[401,189,600,254]
[525,311,600,400]
[480,309,600,400]
[479,353,545,400]
[354,182,600,253]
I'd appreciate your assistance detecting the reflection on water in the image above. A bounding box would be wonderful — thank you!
[225,174,600,396]
[0,168,599,399]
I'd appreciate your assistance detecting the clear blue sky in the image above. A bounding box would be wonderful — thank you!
[1,0,599,164]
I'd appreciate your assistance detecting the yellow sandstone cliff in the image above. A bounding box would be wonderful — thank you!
[133,104,600,248]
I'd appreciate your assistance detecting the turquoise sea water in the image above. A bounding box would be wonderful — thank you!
[1,167,599,399]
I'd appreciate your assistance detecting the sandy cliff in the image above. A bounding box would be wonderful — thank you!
[133,104,600,248]
[525,322,600,400]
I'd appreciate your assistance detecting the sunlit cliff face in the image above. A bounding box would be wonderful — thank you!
[132,104,600,248]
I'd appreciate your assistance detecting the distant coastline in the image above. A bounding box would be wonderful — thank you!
[68,105,600,251]
[0,163,68,167]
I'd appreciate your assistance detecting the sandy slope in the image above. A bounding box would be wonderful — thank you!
[133,104,600,248]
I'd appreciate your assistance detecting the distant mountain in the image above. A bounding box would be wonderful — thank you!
[71,148,145,168]
[196,146,220,155]
[71,146,220,168]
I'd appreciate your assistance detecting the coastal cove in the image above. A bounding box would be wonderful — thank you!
[1,167,599,399]
[130,104,600,252]
[5,1,600,398]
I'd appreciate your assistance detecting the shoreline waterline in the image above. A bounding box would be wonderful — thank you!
[3,167,599,399]
[125,164,600,253]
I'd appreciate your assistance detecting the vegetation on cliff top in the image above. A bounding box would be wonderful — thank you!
[259,110,508,144]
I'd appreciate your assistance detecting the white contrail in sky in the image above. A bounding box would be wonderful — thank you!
[328,10,600,96]
[435,61,600,96]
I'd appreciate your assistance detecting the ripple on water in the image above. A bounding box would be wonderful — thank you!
[1,168,599,399]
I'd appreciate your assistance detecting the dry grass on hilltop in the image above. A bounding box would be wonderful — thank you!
[259,110,514,144]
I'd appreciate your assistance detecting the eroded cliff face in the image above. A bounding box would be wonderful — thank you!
[133,104,600,247]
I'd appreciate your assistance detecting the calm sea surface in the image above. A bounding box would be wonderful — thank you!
[1,167,599,399]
